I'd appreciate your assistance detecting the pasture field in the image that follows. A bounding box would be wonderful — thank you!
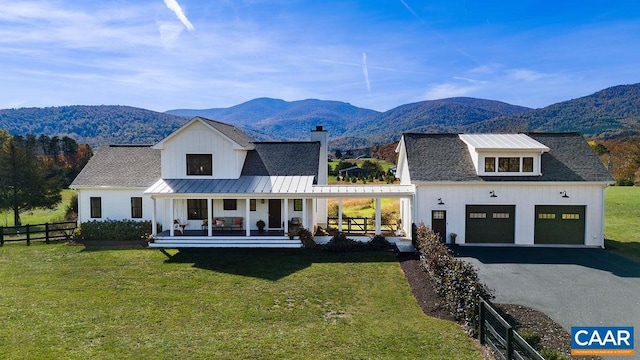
[0,244,482,359]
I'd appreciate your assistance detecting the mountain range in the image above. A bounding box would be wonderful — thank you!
[1,83,640,149]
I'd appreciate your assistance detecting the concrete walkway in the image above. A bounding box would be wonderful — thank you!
[453,247,640,351]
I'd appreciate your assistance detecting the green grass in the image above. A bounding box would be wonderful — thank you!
[0,244,482,360]
[0,189,76,226]
[604,186,640,262]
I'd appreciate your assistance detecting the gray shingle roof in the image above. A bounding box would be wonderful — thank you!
[241,142,320,181]
[70,145,160,188]
[196,117,255,148]
[403,132,613,183]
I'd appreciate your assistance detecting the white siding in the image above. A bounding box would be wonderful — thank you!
[159,121,247,179]
[413,183,607,247]
[77,188,158,224]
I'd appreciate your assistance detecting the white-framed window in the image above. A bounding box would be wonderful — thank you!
[186,154,212,176]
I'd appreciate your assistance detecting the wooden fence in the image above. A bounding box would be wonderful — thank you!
[478,297,544,360]
[0,221,77,246]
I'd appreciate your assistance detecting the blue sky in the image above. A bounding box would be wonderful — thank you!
[1,1,639,112]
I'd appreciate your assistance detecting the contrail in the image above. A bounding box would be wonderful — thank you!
[164,0,194,31]
[362,52,371,92]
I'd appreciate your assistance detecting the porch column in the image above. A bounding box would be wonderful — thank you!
[338,198,343,233]
[207,198,213,236]
[169,198,175,237]
[151,197,157,236]
[283,198,289,234]
[375,198,382,235]
[245,198,251,237]
[302,198,308,230]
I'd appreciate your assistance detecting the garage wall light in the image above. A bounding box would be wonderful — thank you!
[437,198,444,205]
[560,191,569,198]
[489,190,497,198]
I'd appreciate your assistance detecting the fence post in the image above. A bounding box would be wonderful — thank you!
[506,325,514,360]
[478,299,485,345]
[0,227,3,246]
[26,224,31,246]
[45,223,50,244]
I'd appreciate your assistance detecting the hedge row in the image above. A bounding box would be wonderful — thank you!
[77,220,153,241]
[414,222,493,330]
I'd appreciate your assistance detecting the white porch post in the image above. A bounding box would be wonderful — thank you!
[375,197,381,235]
[283,198,289,234]
[169,198,175,237]
[245,198,251,237]
[207,198,213,236]
[302,198,308,230]
[151,197,157,236]
[338,198,343,233]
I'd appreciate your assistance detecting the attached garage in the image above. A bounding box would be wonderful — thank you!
[534,205,586,245]
[465,205,515,244]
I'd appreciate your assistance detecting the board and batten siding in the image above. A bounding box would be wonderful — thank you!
[159,121,247,179]
[413,183,606,247]
[77,188,160,224]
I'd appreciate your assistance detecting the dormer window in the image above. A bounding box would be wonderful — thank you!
[484,156,535,173]
[187,154,212,175]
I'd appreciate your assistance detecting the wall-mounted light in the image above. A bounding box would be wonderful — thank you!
[560,191,569,198]
[489,190,497,198]
[437,198,444,205]
[261,199,265,204]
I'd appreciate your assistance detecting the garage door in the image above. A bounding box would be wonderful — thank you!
[465,205,515,244]
[534,205,585,245]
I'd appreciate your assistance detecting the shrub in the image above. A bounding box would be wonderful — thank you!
[298,228,316,249]
[323,233,368,252]
[539,348,568,360]
[368,234,391,250]
[518,328,541,349]
[414,222,493,329]
[77,219,152,241]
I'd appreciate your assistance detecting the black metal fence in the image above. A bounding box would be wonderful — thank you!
[0,221,77,246]
[478,297,544,360]
[327,217,395,234]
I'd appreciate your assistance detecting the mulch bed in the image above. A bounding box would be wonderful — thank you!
[397,252,601,360]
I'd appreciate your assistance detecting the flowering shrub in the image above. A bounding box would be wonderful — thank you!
[298,228,316,249]
[77,219,152,241]
[414,222,492,330]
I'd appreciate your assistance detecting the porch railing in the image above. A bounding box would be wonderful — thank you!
[326,217,395,235]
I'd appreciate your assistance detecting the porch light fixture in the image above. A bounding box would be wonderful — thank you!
[489,190,497,198]
[560,191,569,198]
[261,199,265,204]
[437,198,444,205]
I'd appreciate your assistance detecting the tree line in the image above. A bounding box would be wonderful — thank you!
[0,130,92,225]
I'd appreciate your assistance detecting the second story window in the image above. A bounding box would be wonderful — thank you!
[186,154,212,176]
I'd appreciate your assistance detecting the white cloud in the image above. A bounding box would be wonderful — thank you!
[507,69,547,82]
[362,52,371,92]
[163,0,194,31]
[424,83,477,99]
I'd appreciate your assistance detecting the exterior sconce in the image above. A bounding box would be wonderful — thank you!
[560,191,569,198]
[437,198,444,205]
[489,190,497,198]
[261,199,265,204]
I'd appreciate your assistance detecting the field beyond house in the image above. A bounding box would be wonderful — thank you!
[604,186,640,262]
[0,245,482,359]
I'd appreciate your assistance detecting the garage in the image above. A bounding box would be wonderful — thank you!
[534,205,585,245]
[465,205,515,243]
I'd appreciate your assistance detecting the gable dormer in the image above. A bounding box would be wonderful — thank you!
[458,134,549,176]
[153,117,255,180]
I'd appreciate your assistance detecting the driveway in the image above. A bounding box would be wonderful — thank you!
[453,247,640,349]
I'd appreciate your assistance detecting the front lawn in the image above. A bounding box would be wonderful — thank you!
[604,186,640,262]
[0,244,482,359]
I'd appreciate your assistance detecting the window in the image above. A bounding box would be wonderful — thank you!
[90,197,102,218]
[484,157,495,172]
[223,199,237,211]
[469,212,486,219]
[562,213,580,220]
[250,199,256,211]
[131,197,142,218]
[432,211,445,220]
[493,213,510,219]
[186,154,212,175]
[523,157,534,172]
[538,213,556,220]
[187,199,208,220]
[294,199,303,211]
[498,157,520,172]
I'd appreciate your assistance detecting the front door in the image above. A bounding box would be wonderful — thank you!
[432,210,447,243]
[268,199,282,228]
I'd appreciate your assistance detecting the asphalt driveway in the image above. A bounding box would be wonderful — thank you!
[453,246,640,350]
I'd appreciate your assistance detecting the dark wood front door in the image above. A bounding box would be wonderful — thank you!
[268,199,282,228]
[432,210,447,243]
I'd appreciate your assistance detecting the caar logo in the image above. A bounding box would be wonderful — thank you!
[571,326,634,356]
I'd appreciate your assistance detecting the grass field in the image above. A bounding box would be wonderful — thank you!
[0,189,76,227]
[0,245,482,359]
[604,186,640,262]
